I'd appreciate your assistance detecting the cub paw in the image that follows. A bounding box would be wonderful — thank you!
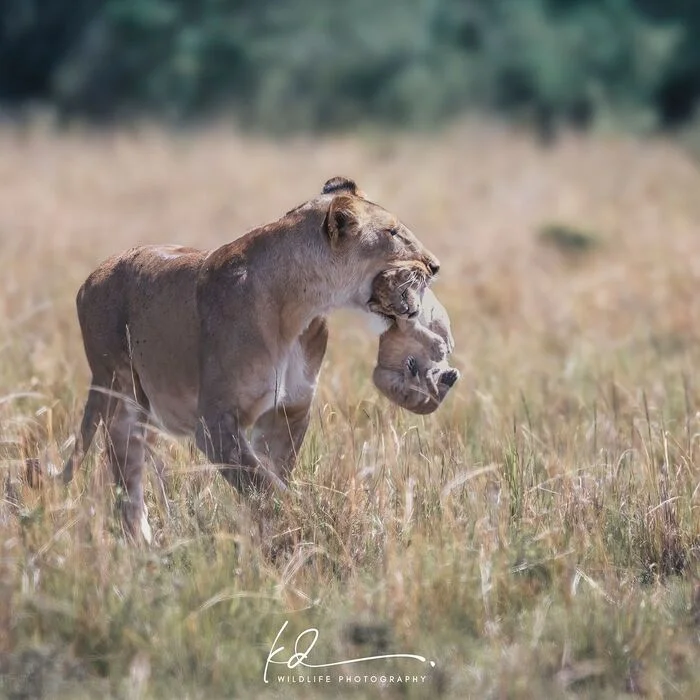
[405,356,419,377]
[428,337,448,362]
[439,368,460,388]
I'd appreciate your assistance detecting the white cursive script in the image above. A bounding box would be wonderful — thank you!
[263,620,436,683]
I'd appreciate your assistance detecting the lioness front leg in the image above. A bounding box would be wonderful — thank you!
[251,402,312,481]
[251,317,328,479]
[195,412,287,495]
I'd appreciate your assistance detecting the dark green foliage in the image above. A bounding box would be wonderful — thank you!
[0,0,698,131]
[0,0,106,100]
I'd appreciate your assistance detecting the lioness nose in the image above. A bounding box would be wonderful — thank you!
[427,259,440,276]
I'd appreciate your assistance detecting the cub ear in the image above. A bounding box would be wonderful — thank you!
[322,176,365,198]
[326,194,359,247]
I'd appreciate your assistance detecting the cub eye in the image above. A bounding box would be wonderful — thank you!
[387,227,398,237]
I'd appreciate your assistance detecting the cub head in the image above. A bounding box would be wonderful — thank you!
[369,261,431,319]
[321,176,440,302]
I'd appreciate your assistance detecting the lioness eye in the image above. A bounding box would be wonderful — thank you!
[388,227,398,236]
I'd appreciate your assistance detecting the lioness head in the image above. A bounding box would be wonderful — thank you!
[320,177,440,304]
[369,261,430,319]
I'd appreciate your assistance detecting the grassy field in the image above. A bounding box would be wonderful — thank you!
[2,119,700,699]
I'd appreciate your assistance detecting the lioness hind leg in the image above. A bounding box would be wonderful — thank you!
[26,377,110,488]
[251,402,312,481]
[61,381,110,484]
[105,395,149,542]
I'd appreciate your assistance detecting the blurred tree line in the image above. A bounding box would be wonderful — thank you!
[1,0,699,133]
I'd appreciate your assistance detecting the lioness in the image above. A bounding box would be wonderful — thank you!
[28,177,440,540]
[369,263,459,415]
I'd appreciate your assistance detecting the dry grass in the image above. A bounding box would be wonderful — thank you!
[2,119,700,698]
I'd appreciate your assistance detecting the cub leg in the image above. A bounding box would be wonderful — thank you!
[423,363,461,403]
[394,318,447,362]
[424,365,443,400]
[436,367,461,401]
[373,363,438,415]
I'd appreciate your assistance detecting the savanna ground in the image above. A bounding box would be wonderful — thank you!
[2,119,700,699]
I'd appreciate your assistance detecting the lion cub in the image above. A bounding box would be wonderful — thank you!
[368,263,459,415]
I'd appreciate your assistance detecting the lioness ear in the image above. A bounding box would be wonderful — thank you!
[322,176,366,198]
[326,194,359,247]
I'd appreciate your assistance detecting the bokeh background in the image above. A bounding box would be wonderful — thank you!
[2,0,700,136]
[4,2,700,699]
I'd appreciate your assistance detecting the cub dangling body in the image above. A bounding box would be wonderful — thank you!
[368,263,459,415]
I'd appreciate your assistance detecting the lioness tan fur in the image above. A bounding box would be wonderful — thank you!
[369,263,459,415]
[32,177,440,539]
